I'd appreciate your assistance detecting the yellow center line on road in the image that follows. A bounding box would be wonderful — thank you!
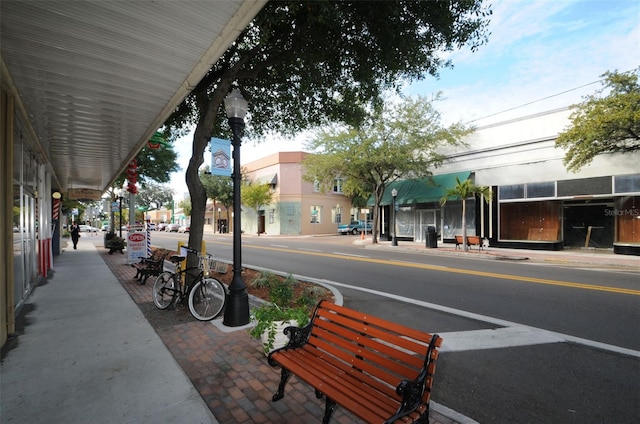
[211,241,640,296]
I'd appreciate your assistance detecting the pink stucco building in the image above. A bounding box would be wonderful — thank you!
[242,152,355,235]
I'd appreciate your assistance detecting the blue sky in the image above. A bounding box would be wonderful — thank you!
[170,0,639,195]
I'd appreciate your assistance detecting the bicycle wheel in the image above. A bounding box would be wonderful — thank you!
[153,271,177,309]
[188,278,226,321]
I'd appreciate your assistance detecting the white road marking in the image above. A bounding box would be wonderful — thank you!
[322,280,640,358]
[331,251,368,258]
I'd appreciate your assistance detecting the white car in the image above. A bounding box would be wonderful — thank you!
[165,223,180,232]
[79,225,98,232]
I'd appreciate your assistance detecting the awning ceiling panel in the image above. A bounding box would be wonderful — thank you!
[1,0,266,194]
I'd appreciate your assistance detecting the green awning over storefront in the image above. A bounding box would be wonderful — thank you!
[370,171,471,206]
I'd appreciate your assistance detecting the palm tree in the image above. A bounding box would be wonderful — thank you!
[440,177,493,251]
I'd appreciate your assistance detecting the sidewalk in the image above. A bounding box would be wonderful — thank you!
[1,241,465,424]
[0,241,216,424]
[2,238,637,424]
[362,239,640,270]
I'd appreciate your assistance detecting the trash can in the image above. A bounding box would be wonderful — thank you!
[425,226,437,248]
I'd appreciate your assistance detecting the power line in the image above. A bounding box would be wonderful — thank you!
[469,66,639,123]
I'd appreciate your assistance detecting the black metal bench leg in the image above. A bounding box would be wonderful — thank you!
[322,398,337,424]
[315,388,324,399]
[272,367,291,402]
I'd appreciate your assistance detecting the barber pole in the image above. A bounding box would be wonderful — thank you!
[52,199,60,221]
[147,227,151,258]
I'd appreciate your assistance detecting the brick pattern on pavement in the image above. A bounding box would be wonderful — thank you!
[98,245,455,424]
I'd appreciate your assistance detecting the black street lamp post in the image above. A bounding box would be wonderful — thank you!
[391,188,398,246]
[118,189,124,238]
[223,89,250,327]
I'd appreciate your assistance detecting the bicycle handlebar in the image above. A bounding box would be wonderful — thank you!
[181,246,213,259]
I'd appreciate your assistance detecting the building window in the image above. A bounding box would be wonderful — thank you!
[527,182,555,198]
[614,174,640,194]
[614,196,639,243]
[333,178,343,193]
[333,206,342,224]
[310,206,321,223]
[313,180,320,192]
[499,201,561,241]
[499,184,525,200]
[268,209,275,224]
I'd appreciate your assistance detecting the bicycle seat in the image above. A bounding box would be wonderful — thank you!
[169,255,186,263]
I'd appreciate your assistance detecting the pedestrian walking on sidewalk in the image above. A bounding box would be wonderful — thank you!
[70,221,80,250]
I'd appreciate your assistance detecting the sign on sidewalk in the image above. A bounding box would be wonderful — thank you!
[126,231,147,264]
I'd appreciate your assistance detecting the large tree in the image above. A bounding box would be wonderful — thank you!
[136,181,174,210]
[303,96,472,243]
[556,69,640,172]
[163,0,491,252]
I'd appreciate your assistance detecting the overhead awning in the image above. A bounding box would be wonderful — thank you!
[256,173,278,185]
[371,171,472,206]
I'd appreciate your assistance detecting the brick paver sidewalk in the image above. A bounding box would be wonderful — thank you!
[99,247,458,424]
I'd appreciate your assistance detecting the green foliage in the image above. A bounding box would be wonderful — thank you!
[440,177,492,249]
[200,171,234,208]
[241,182,273,233]
[303,96,473,243]
[248,271,321,353]
[161,0,491,255]
[136,181,174,210]
[179,199,192,217]
[440,177,493,206]
[135,143,180,185]
[556,69,640,171]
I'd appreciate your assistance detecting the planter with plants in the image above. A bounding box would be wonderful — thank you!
[248,271,322,355]
[106,236,125,254]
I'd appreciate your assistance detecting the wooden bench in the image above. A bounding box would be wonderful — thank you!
[267,301,443,424]
[455,235,483,251]
[132,253,164,285]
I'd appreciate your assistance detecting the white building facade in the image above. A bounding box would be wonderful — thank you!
[383,108,639,255]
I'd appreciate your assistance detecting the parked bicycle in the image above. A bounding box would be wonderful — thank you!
[152,246,226,321]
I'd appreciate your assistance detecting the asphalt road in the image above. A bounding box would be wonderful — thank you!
[150,232,640,423]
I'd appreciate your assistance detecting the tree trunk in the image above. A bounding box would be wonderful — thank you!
[371,184,385,244]
[461,198,467,251]
[186,82,231,264]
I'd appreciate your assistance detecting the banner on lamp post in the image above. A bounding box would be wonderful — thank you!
[210,138,231,177]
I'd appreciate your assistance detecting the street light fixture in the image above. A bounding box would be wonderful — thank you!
[223,88,250,327]
[391,188,398,246]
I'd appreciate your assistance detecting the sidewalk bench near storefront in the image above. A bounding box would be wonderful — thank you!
[267,301,443,424]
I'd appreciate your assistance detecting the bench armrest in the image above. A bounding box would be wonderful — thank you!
[267,321,313,366]
[384,333,441,424]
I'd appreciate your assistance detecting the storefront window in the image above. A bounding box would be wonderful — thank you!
[442,200,477,239]
[614,196,639,243]
[500,201,561,241]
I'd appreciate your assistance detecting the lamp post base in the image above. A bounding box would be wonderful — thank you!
[223,291,250,326]
[223,272,250,327]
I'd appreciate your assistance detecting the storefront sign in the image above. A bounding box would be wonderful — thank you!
[127,231,147,264]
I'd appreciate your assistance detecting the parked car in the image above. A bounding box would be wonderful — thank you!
[79,224,99,232]
[157,223,168,232]
[147,223,156,231]
[165,223,180,232]
[178,225,190,233]
[337,220,374,235]
[101,224,110,232]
